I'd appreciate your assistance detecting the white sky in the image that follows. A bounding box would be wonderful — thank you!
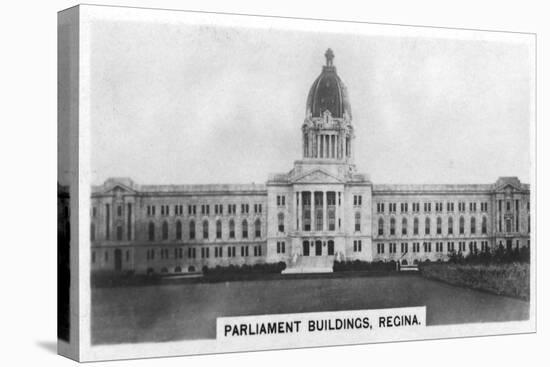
[89,16,534,186]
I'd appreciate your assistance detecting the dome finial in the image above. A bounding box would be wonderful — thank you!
[325,48,334,66]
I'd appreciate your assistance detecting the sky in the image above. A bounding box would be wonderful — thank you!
[89,13,534,186]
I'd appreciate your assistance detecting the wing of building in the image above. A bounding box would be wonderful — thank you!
[90,49,531,275]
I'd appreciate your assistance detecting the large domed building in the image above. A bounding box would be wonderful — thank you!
[90,50,531,275]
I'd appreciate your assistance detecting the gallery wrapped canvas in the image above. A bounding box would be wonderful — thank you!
[58,4,535,362]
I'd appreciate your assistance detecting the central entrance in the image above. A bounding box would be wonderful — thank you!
[315,240,322,256]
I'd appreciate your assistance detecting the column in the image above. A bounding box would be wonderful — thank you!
[323,191,327,232]
[317,135,320,158]
[296,191,304,231]
[310,191,315,231]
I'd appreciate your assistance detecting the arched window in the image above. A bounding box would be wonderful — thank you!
[202,220,209,239]
[255,219,261,238]
[390,217,396,235]
[148,222,155,241]
[189,220,195,240]
[229,219,235,239]
[216,219,222,239]
[90,223,96,241]
[402,217,407,235]
[482,216,487,234]
[436,217,442,235]
[278,212,285,233]
[448,217,454,235]
[378,217,384,236]
[162,221,169,240]
[176,220,182,240]
[413,217,419,235]
[470,217,476,234]
[425,217,430,235]
[355,212,361,232]
[459,216,465,234]
[242,219,248,239]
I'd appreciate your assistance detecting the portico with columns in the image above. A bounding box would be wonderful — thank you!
[266,48,372,272]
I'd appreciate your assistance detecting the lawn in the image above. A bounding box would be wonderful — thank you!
[91,274,529,345]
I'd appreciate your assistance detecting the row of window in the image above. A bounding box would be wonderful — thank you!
[377,216,488,236]
[143,245,264,260]
[375,240,490,254]
[376,201,489,214]
[143,219,263,241]
[92,203,265,218]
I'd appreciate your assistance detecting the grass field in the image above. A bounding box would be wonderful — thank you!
[91,274,529,345]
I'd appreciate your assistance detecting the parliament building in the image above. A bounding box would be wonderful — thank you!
[90,49,531,274]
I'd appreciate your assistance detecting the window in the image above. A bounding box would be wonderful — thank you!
[459,216,465,234]
[147,205,155,217]
[316,210,323,231]
[447,242,455,252]
[116,225,123,241]
[216,220,222,239]
[229,219,235,239]
[378,218,384,236]
[161,205,169,216]
[90,223,96,241]
[402,217,408,235]
[189,220,195,240]
[254,204,262,214]
[117,205,123,217]
[377,203,385,213]
[148,222,155,241]
[412,203,420,212]
[413,217,419,235]
[425,217,430,235]
[203,220,209,239]
[401,242,408,253]
[423,242,432,253]
[255,219,261,238]
[400,203,408,213]
[175,204,183,216]
[242,220,248,238]
[278,213,285,233]
[241,204,249,214]
[277,241,286,254]
[328,210,335,231]
[448,217,453,235]
[375,242,383,254]
[162,221,169,240]
[436,217,442,235]
[353,195,362,206]
[241,246,249,257]
[176,220,182,240]
[389,243,397,253]
[355,240,363,252]
[470,217,476,234]
[447,202,454,212]
[506,218,512,233]
[424,202,431,212]
[390,217,396,235]
[355,212,361,232]
[92,207,97,217]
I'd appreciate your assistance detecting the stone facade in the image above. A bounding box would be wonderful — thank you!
[90,50,531,274]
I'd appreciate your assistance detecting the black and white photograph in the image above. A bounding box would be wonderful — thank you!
[54,3,538,363]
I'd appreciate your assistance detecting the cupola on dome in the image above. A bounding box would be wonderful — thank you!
[305,48,352,119]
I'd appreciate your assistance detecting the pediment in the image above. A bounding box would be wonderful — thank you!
[292,169,344,184]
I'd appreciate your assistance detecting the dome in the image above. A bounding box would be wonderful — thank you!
[306,49,352,119]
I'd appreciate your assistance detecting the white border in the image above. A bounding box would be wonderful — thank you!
[75,4,537,362]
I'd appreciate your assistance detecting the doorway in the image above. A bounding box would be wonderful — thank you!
[303,241,310,256]
[327,240,334,255]
[315,240,322,256]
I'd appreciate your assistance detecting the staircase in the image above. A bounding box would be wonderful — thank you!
[282,255,334,274]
